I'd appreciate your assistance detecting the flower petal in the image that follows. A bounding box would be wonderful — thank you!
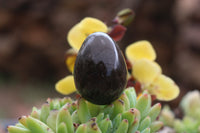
[55,75,76,95]
[80,17,108,34]
[125,40,156,64]
[67,23,86,51]
[65,49,77,73]
[148,74,180,101]
[132,59,161,87]
[67,17,108,51]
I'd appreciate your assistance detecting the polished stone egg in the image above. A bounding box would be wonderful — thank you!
[74,32,127,105]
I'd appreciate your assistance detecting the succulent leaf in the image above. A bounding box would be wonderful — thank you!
[77,98,92,123]
[100,104,114,117]
[46,110,58,131]
[112,114,122,132]
[119,93,130,111]
[115,119,129,133]
[75,124,87,133]
[141,128,150,133]
[128,118,139,133]
[26,116,54,133]
[138,116,151,131]
[8,87,162,133]
[111,99,125,119]
[124,87,137,108]
[8,126,31,133]
[122,109,135,127]
[150,121,163,133]
[160,90,200,133]
[98,118,112,133]
[87,102,102,117]
[56,108,74,133]
[148,103,161,122]
[18,116,28,128]
[31,107,40,119]
[40,103,50,123]
[57,122,68,133]
[135,93,151,119]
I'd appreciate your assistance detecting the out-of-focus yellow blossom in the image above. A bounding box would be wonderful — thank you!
[56,75,76,95]
[65,49,77,73]
[65,55,76,73]
[147,74,180,101]
[56,17,108,95]
[126,40,179,101]
[132,59,162,87]
[67,17,108,51]
[126,40,156,64]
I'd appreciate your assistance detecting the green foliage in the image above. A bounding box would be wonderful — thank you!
[160,90,200,133]
[8,87,162,133]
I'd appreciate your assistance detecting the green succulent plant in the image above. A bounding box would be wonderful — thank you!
[8,87,163,133]
[159,90,200,133]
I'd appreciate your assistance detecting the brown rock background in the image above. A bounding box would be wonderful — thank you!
[0,0,200,132]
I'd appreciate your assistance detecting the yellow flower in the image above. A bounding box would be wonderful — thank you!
[67,17,108,51]
[65,55,76,73]
[126,40,179,101]
[56,17,108,95]
[55,75,76,95]
[132,59,162,87]
[147,74,180,101]
[126,40,160,87]
[65,49,77,73]
[125,40,156,64]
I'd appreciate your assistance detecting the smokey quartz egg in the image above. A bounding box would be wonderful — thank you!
[74,32,127,105]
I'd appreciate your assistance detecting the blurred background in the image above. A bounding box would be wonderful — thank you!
[0,0,200,132]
